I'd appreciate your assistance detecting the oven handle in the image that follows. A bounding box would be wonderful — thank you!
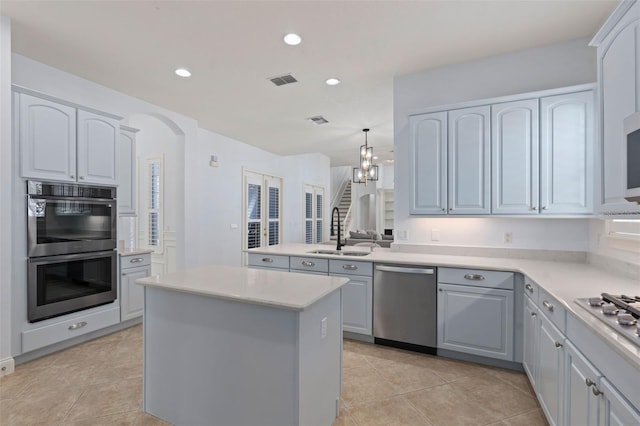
[29,250,117,264]
[27,195,116,203]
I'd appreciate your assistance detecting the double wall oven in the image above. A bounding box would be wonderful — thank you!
[27,181,117,322]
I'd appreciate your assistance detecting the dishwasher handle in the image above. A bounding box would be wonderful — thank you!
[375,265,435,275]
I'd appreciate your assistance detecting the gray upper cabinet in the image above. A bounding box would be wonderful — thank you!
[491,99,540,215]
[409,112,447,215]
[448,106,491,214]
[117,126,138,215]
[19,93,77,183]
[76,110,118,185]
[540,91,593,214]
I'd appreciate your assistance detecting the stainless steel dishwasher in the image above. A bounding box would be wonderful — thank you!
[373,264,437,353]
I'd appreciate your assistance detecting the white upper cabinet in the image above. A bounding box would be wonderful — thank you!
[448,106,491,214]
[595,2,640,213]
[117,127,138,215]
[491,99,540,214]
[76,110,118,185]
[19,93,77,182]
[540,91,594,214]
[16,89,120,186]
[409,112,447,214]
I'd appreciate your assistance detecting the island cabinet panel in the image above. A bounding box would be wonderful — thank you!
[491,99,540,214]
[19,93,77,182]
[447,106,491,214]
[409,112,448,214]
[143,287,342,426]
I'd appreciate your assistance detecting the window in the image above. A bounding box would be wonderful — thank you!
[243,171,282,251]
[606,219,640,252]
[304,185,325,244]
[141,157,163,251]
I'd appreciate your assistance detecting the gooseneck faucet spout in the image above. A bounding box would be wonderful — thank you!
[330,207,344,251]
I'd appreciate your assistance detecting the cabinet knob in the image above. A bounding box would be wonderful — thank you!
[261,258,274,263]
[525,283,534,292]
[585,378,596,387]
[531,206,537,211]
[592,386,603,397]
[79,176,85,180]
[439,288,443,292]
[70,175,75,179]
[542,206,547,210]
[542,300,554,312]
[441,208,445,211]
[122,272,127,276]
[449,208,452,211]
[555,341,563,348]
[531,312,537,317]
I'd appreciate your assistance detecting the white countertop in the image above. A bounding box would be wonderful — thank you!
[247,243,640,368]
[135,264,349,312]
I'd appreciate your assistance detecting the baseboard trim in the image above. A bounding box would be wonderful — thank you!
[0,356,15,376]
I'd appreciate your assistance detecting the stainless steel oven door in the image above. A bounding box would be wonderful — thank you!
[28,250,117,322]
[27,195,117,257]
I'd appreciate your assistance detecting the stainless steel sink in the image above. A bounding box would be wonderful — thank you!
[307,249,370,257]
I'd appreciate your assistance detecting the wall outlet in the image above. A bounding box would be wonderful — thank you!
[504,232,513,244]
[398,230,408,240]
[230,223,238,229]
[431,229,440,241]
[321,317,327,339]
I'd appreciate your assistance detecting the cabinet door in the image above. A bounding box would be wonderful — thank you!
[333,274,372,336]
[491,99,539,214]
[409,112,447,214]
[537,312,565,426]
[77,110,118,185]
[437,283,514,361]
[121,265,150,322]
[540,91,594,214]
[599,377,640,426]
[565,341,602,426]
[523,295,539,388]
[19,93,77,182]
[117,129,136,215]
[601,21,640,210]
[448,106,491,214]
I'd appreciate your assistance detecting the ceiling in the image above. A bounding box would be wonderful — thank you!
[1,1,617,166]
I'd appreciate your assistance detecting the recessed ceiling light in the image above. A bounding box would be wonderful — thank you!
[283,33,302,46]
[325,78,341,86]
[373,156,379,160]
[175,68,191,78]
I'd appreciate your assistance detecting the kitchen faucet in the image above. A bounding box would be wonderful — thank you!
[330,207,344,251]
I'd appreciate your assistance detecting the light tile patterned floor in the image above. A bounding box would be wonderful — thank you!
[0,325,547,426]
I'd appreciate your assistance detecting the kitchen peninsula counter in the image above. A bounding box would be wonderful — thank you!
[136,265,349,426]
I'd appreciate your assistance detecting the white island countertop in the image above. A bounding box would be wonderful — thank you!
[136,264,349,311]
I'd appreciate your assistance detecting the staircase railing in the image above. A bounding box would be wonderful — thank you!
[331,175,350,211]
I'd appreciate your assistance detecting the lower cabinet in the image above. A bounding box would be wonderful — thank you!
[600,377,640,425]
[565,341,601,426]
[537,311,565,426]
[120,253,151,322]
[523,294,539,387]
[330,259,373,336]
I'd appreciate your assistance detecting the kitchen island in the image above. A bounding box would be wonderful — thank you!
[136,265,349,426]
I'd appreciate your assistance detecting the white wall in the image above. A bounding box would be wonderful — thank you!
[0,17,13,369]
[589,219,640,265]
[393,38,596,250]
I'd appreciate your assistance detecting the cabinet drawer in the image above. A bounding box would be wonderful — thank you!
[290,256,329,274]
[247,253,289,270]
[121,253,151,269]
[22,306,120,353]
[538,287,565,332]
[523,276,539,303]
[438,267,514,289]
[330,260,373,276]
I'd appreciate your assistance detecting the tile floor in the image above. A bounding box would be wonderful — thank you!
[0,325,547,426]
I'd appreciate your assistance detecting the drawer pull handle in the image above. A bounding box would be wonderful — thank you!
[464,274,485,281]
[543,300,554,312]
[555,341,563,348]
[342,265,358,270]
[301,261,315,267]
[531,312,536,317]
[585,378,596,387]
[592,386,603,396]
[68,321,87,331]
[262,258,274,263]
[130,258,144,263]
[525,283,534,292]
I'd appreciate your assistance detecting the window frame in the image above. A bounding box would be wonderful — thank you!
[140,156,164,253]
[304,184,325,245]
[605,218,640,253]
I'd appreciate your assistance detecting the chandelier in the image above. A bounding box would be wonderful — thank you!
[352,128,379,185]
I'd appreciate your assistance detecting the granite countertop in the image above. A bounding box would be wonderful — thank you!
[135,264,349,312]
[119,248,154,256]
[247,243,640,368]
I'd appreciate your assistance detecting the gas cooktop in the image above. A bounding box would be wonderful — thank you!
[575,294,640,347]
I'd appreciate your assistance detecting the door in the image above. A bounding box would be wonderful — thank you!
[565,341,601,426]
[448,106,491,214]
[304,185,325,244]
[333,274,372,336]
[540,91,594,214]
[492,99,539,214]
[77,110,118,185]
[19,92,77,182]
[437,283,514,361]
[409,112,447,214]
[243,171,282,251]
[537,312,565,426]
[523,295,539,387]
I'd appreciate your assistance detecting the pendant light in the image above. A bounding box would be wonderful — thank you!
[352,128,379,185]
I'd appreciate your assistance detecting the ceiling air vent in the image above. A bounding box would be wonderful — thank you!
[269,74,298,86]
[307,116,329,125]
